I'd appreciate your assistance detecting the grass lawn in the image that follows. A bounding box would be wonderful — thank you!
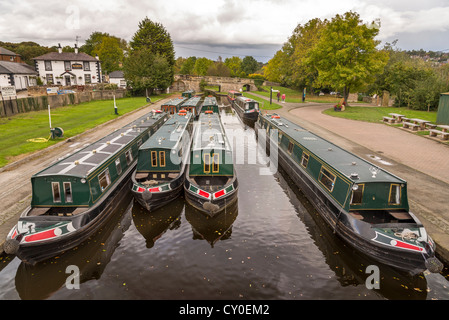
[322,106,437,123]
[253,86,343,104]
[242,92,282,110]
[0,94,169,168]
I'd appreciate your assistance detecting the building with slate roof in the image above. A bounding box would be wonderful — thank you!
[0,60,38,90]
[32,44,102,86]
[0,47,23,63]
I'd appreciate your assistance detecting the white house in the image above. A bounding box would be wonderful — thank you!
[0,60,38,90]
[108,70,126,88]
[33,44,102,86]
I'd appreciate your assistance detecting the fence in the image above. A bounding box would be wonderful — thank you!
[0,88,127,118]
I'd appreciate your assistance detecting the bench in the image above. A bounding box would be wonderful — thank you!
[426,123,437,129]
[403,122,420,131]
[429,129,449,140]
[383,116,395,123]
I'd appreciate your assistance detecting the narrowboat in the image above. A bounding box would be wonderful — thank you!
[256,113,443,275]
[131,112,194,211]
[180,96,202,118]
[182,90,196,99]
[201,96,219,114]
[4,110,168,265]
[184,112,238,216]
[230,95,260,124]
[161,97,186,114]
[227,90,242,102]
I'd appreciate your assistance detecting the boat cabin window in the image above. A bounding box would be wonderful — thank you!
[125,149,133,165]
[319,166,336,192]
[287,141,294,154]
[151,151,157,167]
[301,152,309,168]
[350,184,364,205]
[204,154,211,173]
[213,153,219,173]
[115,158,122,175]
[389,184,401,205]
[63,182,73,203]
[52,182,61,203]
[159,151,166,167]
[98,168,111,191]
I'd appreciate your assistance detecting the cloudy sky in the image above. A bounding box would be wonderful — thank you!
[1,0,448,62]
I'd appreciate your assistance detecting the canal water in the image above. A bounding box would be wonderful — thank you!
[0,103,448,300]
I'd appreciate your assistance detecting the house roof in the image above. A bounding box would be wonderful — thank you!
[109,70,124,78]
[0,47,19,56]
[32,51,98,62]
[0,61,37,75]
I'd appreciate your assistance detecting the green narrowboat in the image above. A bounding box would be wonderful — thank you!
[161,97,186,114]
[184,112,238,216]
[4,110,168,265]
[226,90,242,102]
[201,96,219,114]
[131,112,194,211]
[230,95,259,125]
[182,90,196,99]
[255,113,442,275]
[180,96,202,118]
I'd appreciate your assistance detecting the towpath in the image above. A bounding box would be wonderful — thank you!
[253,94,449,265]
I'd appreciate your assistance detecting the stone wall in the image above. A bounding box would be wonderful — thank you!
[0,89,127,117]
[172,75,259,92]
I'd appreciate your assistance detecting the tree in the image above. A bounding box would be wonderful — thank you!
[179,56,197,74]
[224,56,242,77]
[129,17,175,68]
[93,36,124,74]
[193,57,214,76]
[241,56,259,75]
[308,11,388,104]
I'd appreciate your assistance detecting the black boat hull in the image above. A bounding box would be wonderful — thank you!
[184,177,238,217]
[229,98,258,125]
[255,122,436,275]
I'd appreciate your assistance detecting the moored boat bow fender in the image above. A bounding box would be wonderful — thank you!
[142,189,152,202]
[203,202,220,215]
[3,237,20,255]
[425,256,444,273]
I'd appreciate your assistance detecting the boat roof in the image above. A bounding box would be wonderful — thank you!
[181,96,201,108]
[162,97,186,107]
[192,113,230,151]
[202,96,218,107]
[237,96,258,103]
[34,111,167,178]
[263,114,405,184]
[139,112,192,150]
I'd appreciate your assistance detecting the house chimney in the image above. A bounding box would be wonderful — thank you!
[58,43,62,54]
[95,54,99,60]
[74,43,78,54]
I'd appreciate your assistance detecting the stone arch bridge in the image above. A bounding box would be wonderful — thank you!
[170,75,263,93]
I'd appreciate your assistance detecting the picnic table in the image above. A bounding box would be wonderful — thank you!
[438,125,449,132]
[388,113,405,122]
[409,118,430,130]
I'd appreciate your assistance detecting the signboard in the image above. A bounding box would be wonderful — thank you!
[1,86,17,98]
[72,63,83,69]
[47,87,59,95]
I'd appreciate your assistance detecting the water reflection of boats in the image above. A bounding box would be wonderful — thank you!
[132,198,183,249]
[185,200,238,247]
[14,190,134,300]
[275,167,430,299]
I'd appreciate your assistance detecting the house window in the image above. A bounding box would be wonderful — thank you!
[125,149,133,165]
[319,166,336,192]
[84,74,91,84]
[204,154,211,173]
[46,74,54,84]
[159,151,166,167]
[64,61,71,71]
[301,152,309,168]
[83,61,90,71]
[45,61,52,71]
[98,168,111,191]
[287,141,294,154]
[350,184,364,205]
[212,153,219,173]
[151,151,157,167]
[52,182,61,203]
[63,182,73,203]
[115,158,122,175]
[389,184,401,205]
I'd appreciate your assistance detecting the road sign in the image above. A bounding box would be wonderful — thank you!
[1,86,17,98]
